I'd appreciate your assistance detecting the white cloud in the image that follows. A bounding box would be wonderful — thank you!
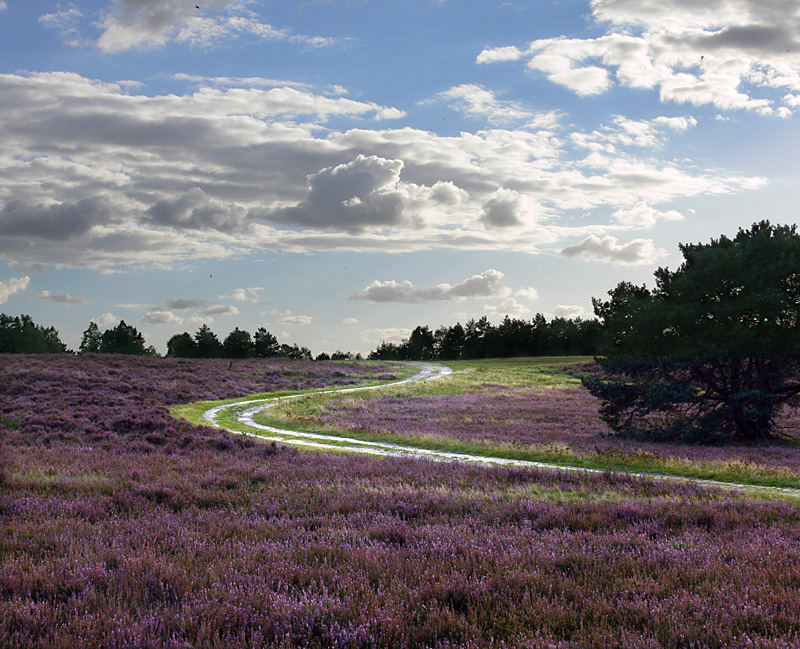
[480,0,800,114]
[141,310,183,325]
[220,287,264,302]
[611,201,684,228]
[0,72,765,269]
[553,305,586,319]
[116,303,151,310]
[484,298,530,318]
[481,189,545,228]
[199,304,239,317]
[37,290,87,305]
[476,45,524,64]
[572,115,698,152]
[0,276,30,305]
[39,4,86,47]
[145,188,249,233]
[342,317,359,325]
[515,286,539,301]
[92,312,118,327]
[95,0,338,53]
[165,298,207,310]
[433,84,542,125]
[526,39,613,96]
[263,155,408,233]
[281,313,312,325]
[561,235,665,265]
[350,269,508,302]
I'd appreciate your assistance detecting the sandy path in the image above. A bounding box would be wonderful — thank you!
[201,362,800,498]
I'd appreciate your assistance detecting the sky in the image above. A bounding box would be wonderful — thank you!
[1,0,799,355]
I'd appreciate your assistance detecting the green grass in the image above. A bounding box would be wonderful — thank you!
[249,405,800,491]
[170,363,417,426]
[173,357,800,493]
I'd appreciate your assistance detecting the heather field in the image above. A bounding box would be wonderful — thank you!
[248,357,800,489]
[4,354,800,648]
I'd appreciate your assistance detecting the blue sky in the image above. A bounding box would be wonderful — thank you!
[1,0,799,354]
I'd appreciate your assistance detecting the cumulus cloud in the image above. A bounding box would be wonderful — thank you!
[0,276,30,305]
[515,286,539,301]
[484,298,530,317]
[37,290,87,305]
[561,235,664,265]
[350,269,508,303]
[0,72,766,269]
[264,155,408,233]
[141,310,183,325]
[95,0,337,52]
[481,189,546,228]
[475,45,524,64]
[145,188,250,233]
[198,304,239,317]
[478,0,800,114]
[281,313,312,325]
[165,298,207,310]
[553,305,586,319]
[342,317,359,325]
[0,197,112,241]
[219,287,264,302]
[612,201,684,228]
[92,312,118,327]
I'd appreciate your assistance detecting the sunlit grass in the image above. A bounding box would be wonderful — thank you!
[172,357,800,492]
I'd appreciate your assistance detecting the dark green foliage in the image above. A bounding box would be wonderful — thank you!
[252,327,279,358]
[78,321,102,354]
[98,320,148,355]
[330,350,359,360]
[166,332,198,358]
[194,324,223,358]
[279,343,312,360]
[223,327,253,358]
[406,325,436,360]
[0,314,67,353]
[169,325,305,359]
[584,221,800,443]
[369,315,600,360]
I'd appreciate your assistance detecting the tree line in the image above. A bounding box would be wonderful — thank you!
[164,325,313,359]
[0,314,67,354]
[0,317,317,359]
[367,315,602,360]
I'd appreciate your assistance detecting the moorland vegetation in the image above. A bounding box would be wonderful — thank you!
[585,221,800,444]
[3,354,800,648]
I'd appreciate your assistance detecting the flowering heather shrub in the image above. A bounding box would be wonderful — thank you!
[319,385,800,472]
[0,353,396,452]
[4,354,800,648]
[3,444,800,649]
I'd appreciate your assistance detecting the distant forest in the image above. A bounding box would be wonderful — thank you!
[368,315,601,360]
[0,313,600,360]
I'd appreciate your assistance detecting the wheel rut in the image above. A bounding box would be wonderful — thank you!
[201,361,800,498]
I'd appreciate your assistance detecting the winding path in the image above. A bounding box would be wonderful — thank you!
[201,362,800,498]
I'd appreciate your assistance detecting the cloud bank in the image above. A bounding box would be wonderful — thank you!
[350,269,508,303]
[478,0,800,115]
[0,71,765,271]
